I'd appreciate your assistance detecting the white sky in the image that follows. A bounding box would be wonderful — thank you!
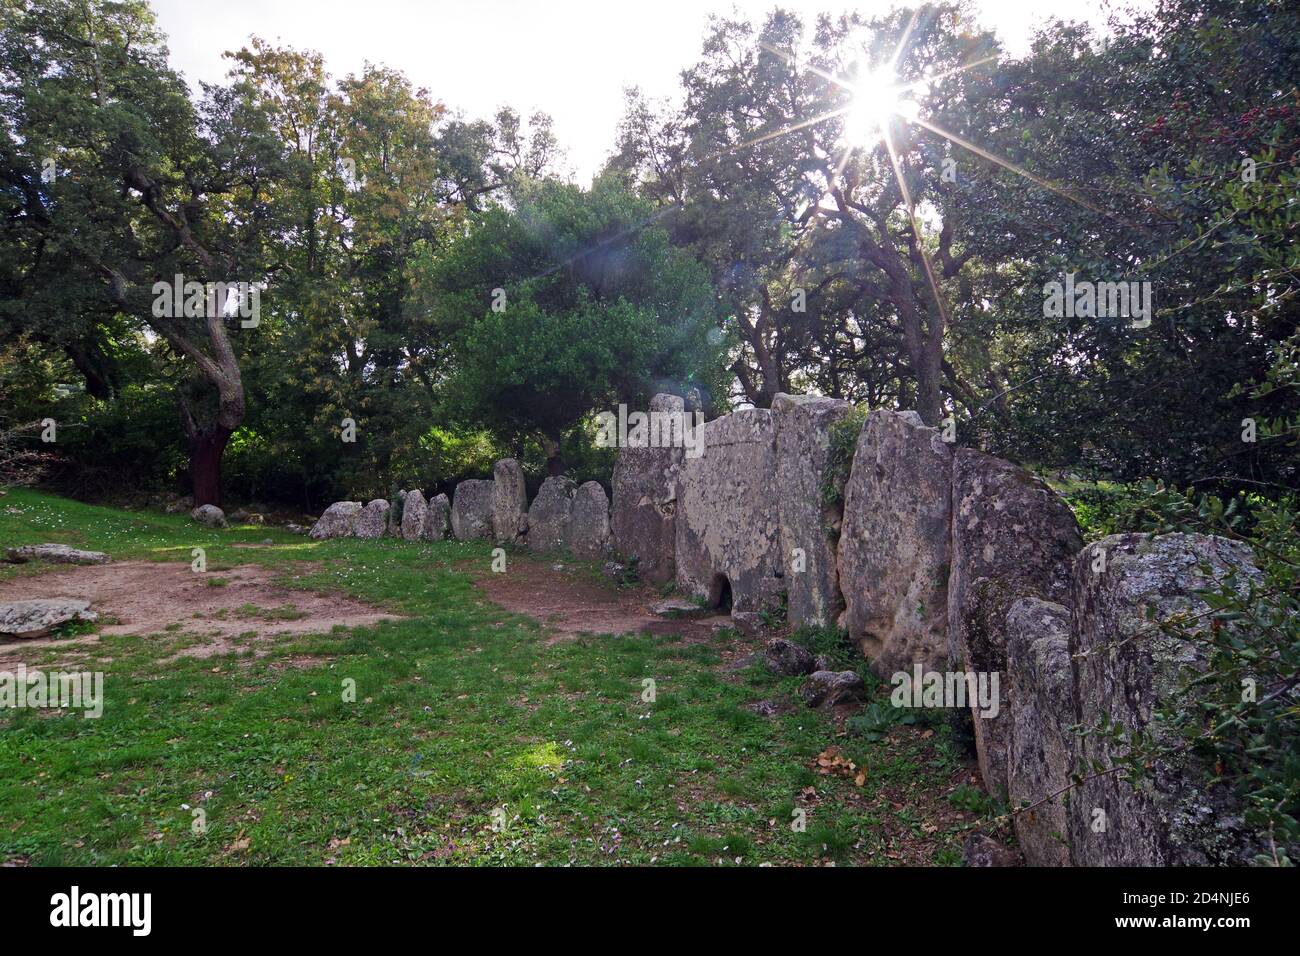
[151,0,1121,182]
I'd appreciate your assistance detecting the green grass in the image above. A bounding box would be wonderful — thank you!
[0,488,984,866]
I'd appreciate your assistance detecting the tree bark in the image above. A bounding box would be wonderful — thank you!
[189,425,233,508]
[540,432,564,477]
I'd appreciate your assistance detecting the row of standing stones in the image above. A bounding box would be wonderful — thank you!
[309,392,1274,867]
[306,459,612,559]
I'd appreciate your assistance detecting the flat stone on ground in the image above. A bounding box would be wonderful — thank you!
[0,599,97,639]
[5,544,109,566]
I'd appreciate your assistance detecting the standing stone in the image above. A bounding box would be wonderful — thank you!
[772,392,853,628]
[837,410,951,678]
[400,489,428,541]
[675,409,783,616]
[354,499,390,539]
[610,393,686,586]
[1006,598,1073,867]
[450,480,495,541]
[567,481,611,559]
[423,493,450,541]
[526,476,576,553]
[492,459,528,543]
[948,449,1083,798]
[309,501,362,539]
[1070,533,1265,866]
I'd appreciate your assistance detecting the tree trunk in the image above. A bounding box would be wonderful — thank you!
[540,432,564,477]
[189,425,233,508]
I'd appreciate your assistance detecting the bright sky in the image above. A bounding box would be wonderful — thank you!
[151,0,1122,182]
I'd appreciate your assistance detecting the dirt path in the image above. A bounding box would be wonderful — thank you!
[0,560,399,668]
[468,556,730,642]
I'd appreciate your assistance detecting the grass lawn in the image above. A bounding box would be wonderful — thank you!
[0,489,995,866]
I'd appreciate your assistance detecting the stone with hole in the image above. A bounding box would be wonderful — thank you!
[675,409,783,617]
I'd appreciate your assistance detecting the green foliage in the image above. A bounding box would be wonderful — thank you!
[789,624,861,675]
[821,405,868,510]
[947,783,997,816]
[847,700,920,742]
[429,176,728,463]
[1053,478,1149,541]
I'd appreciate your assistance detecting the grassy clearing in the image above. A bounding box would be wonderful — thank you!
[0,489,991,866]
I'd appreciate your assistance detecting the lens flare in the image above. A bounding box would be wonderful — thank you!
[843,69,916,144]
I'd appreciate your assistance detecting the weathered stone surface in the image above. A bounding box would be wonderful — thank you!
[772,392,853,628]
[309,502,363,539]
[0,599,97,639]
[675,409,783,616]
[190,504,227,528]
[764,637,816,676]
[1070,533,1266,866]
[1006,598,1073,867]
[567,481,611,559]
[610,393,686,586]
[650,597,708,619]
[354,499,390,539]
[450,481,494,541]
[949,448,1083,798]
[5,544,109,566]
[423,493,450,541]
[799,670,866,708]
[837,410,951,678]
[525,476,575,552]
[492,459,528,543]
[400,489,428,541]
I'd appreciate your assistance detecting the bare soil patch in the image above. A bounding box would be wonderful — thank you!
[468,556,729,642]
[0,560,400,668]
